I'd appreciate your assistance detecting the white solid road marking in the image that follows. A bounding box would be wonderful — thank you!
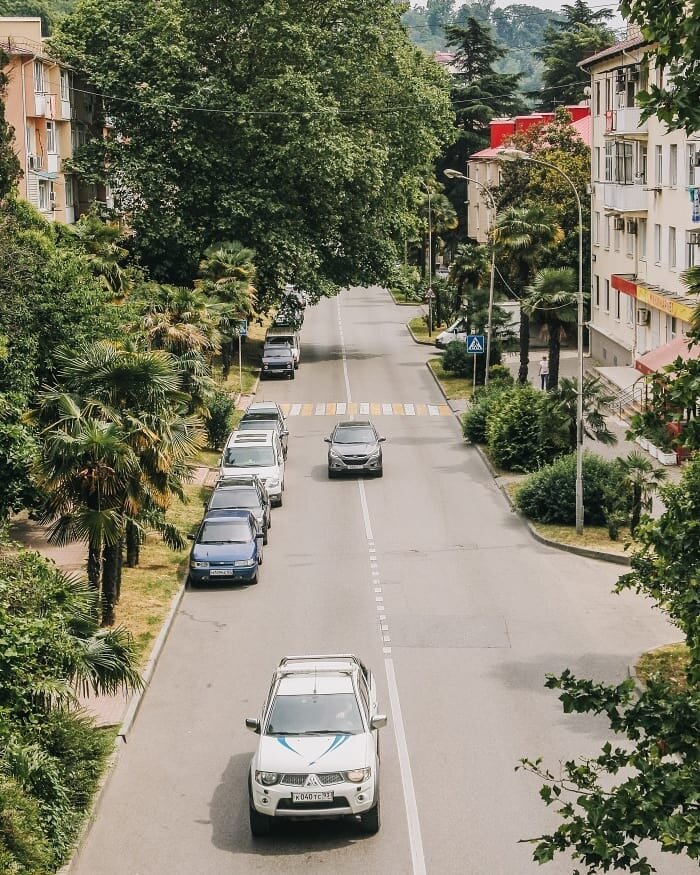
[405,403,416,416]
[336,402,347,415]
[314,403,325,416]
[382,402,393,415]
[427,404,439,416]
[359,402,370,415]
[337,296,352,403]
[290,403,302,417]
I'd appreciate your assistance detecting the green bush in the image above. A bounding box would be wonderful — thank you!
[486,385,549,472]
[514,451,629,526]
[486,364,514,385]
[462,384,507,444]
[388,264,421,302]
[204,389,235,449]
[0,772,52,874]
[442,340,472,377]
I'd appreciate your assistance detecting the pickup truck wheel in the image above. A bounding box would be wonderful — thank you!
[359,796,380,835]
[249,801,272,837]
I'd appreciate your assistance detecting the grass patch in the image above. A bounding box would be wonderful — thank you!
[427,357,472,400]
[389,289,422,305]
[636,642,689,692]
[408,315,447,344]
[117,484,204,664]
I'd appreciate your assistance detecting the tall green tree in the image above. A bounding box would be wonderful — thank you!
[0,49,20,198]
[534,0,615,108]
[492,205,563,383]
[617,450,666,535]
[523,267,580,389]
[52,0,453,294]
[519,456,700,871]
[543,375,617,452]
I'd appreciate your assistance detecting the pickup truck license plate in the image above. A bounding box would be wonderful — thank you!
[291,791,333,803]
[210,568,234,576]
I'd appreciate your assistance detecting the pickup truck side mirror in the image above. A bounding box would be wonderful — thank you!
[379,437,386,442]
[245,717,261,734]
[370,714,387,730]
[324,437,331,443]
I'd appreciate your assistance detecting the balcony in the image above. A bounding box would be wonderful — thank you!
[603,182,648,213]
[605,107,648,137]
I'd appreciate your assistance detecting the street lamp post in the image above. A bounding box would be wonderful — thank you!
[499,148,585,534]
[444,169,497,386]
[421,182,433,335]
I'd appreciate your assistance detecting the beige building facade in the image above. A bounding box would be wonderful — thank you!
[581,32,699,371]
[0,17,107,223]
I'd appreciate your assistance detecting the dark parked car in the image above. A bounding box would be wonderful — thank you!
[237,415,289,458]
[261,345,295,379]
[325,420,385,478]
[187,509,263,586]
[205,480,272,544]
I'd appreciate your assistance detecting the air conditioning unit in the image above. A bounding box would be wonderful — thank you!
[693,151,700,167]
[636,308,650,325]
[628,65,640,82]
[28,154,41,171]
[615,79,626,93]
[613,216,625,231]
[688,231,700,245]
[626,219,637,234]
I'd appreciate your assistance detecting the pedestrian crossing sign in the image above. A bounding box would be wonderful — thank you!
[466,334,484,353]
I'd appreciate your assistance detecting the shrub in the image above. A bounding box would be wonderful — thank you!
[462,384,507,444]
[486,384,548,472]
[0,772,52,874]
[388,264,421,302]
[442,340,472,378]
[486,364,514,386]
[514,451,629,526]
[204,389,235,449]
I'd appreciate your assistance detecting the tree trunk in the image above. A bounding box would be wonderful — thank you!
[630,485,642,534]
[116,535,124,601]
[547,323,562,390]
[101,543,119,626]
[87,543,101,590]
[126,519,140,568]
[221,339,232,379]
[518,311,530,384]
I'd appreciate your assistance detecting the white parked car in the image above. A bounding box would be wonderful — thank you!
[435,317,468,349]
[246,654,386,836]
[220,430,285,507]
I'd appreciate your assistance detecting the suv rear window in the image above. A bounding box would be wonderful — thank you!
[224,446,276,467]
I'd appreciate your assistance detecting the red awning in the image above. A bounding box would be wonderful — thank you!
[635,335,700,375]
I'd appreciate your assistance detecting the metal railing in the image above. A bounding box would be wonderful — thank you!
[603,375,648,418]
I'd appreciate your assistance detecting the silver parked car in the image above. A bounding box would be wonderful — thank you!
[325,420,385,478]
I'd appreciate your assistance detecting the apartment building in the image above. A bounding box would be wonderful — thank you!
[466,106,591,244]
[580,30,700,373]
[0,17,108,222]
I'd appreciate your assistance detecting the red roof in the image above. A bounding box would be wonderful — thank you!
[635,336,700,375]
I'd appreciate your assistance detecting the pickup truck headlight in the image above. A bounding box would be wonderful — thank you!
[344,768,371,783]
[368,448,381,459]
[190,560,209,569]
[255,771,280,786]
[267,478,280,488]
[234,558,256,567]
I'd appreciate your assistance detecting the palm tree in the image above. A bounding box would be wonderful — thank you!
[617,451,667,535]
[545,375,618,451]
[138,284,221,357]
[493,206,564,383]
[59,206,129,298]
[523,267,582,389]
[680,265,700,338]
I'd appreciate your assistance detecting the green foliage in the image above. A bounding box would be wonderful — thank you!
[52,0,454,290]
[487,364,514,385]
[486,383,556,472]
[0,50,20,198]
[388,263,422,302]
[204,389,235,450]
[0,772,52,874]
[442,339,473,377]
[462,383,509,444]
[0,396,39,520]
[514,451,628,526]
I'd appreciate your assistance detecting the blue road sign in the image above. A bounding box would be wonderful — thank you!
[466,334,485,353]
[238,319,248,337]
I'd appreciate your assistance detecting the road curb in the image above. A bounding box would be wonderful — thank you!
[61,578,188,874]
[407,319,440,347]
[424,359,631,567]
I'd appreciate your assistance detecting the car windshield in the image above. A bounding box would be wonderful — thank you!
[333,428,376,445]
[266,693,364,736]
[223,447,276,467]
[239,419,277,431]
[264,350,292,360]
[209,489,260,510]
[266,336,293,346]
[244,411,281,422]
[199,520,252,544]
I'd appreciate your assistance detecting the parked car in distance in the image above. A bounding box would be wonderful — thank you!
[325,421,385,478]
[435,317,468,349]
[246,400,287,424]
[246,654,386,836]
[435,264,449,279]
[238,414,289,458]
[221,430,285,506]
[187,509,262,586]
[265,326,301,368]
[261,345,295,379]
[205,480,272,544]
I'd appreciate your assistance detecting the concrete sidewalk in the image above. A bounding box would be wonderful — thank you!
[8,463,216,727]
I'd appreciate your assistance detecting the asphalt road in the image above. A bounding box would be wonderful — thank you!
[73,287,695,875]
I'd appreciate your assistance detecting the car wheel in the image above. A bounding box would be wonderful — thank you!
[185,574,194,589]
[375,467,383,478]
[276,494,283,508]
[359,796,380,835]
[249,800,272,837]
[258,546,263,566]
[289,371,295,380]
[263,528,268,546]
[328,468,336,479]
[249,570,259,585]
[266,513,272,531]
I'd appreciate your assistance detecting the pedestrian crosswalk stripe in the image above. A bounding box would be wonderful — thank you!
[278,403,452,416]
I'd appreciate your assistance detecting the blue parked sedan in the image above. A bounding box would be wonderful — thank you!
[187,509,263,586]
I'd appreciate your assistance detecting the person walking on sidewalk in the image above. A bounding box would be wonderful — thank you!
[538,355,549,390]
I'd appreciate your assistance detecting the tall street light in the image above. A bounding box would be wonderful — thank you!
[444,168,497,386]
[499,148,585,534]
[421,181,433,335]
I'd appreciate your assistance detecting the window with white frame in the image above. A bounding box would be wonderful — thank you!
[639,218,647,258]
[60,70,70,101]
[616,141,633,183]
[687,143,698,186]
[38,180,49,211]
[604,142,613,181]
[655,145,663,185]
[626,295,634,325]
[669,226,677,268]
[687,238,698,268]
[604,215,611,248]
[595,80,601,115]
[626,226,634,256]
[46,121,57,154]
[614,225,621,251]
[654,223,662,263]
[33,61,45,93]
[594,274,600,308]
[637,143,647,183]
[604,279,610,312]
[593,211,600,245]
[594,147,600,180]
[669,144,678,186]
[605,77,611,111]
[615,290,621,319]
[65,175,74,207]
